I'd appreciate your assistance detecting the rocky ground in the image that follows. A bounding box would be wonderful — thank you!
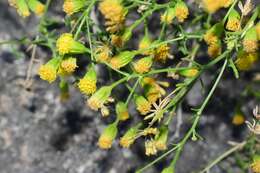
[0,1,259,173]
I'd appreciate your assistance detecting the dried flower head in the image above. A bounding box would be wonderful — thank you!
[145,139,157,156]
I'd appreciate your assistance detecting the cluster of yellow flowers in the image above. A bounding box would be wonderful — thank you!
[8,0,260,172]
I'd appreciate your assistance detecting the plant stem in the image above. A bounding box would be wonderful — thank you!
[199,141,246,173]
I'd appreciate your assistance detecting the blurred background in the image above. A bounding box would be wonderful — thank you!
[0,1,259,173]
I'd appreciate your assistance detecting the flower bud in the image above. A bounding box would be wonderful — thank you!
[232,112,245,126]
[27,0,45,16]
[78,65,97,95]
[160,8,175,24]
[56,33,88,55]
[243,27,258,53]
[251,155,260,173]
[161,166,174,173]
[98,123,118,149]
[134,95,151,115]
[138,32,152,55]
[144,84,161,103]
[63,0,86,16]
[59,80,70,102]
[175,1,189,23]
[179,68,199,78]
[145,139,157,156]
[119,124,140,148]
[16,0,31,17]
[155,126,169,151]
[87,86,112,111]
[133,56,153,74]
[38,57,61,83]
[116,102,129,121]
[226,9,241,31]
[110,51,136,69]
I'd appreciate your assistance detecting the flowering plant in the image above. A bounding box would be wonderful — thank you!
[5,0,260,172]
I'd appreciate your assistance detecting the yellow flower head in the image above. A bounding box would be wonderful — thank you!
[56,33,87,55]
[208,40,222,58]
[154,44,170,63]
[251,155,260,173]
[87,86,112,111]
[133,56,153,74]
[226,9,241,31]
[116,102,129,121]
[98,123,118,149]
[60,57,78,73]
[95,45,111,63]
[119,125,140,148]
[235,51,258,71]
[204,23,223,45]
[243,27,258,53]
[78,65,97,95]
[110,51,135,69]
[175,1,189,23]
[63,0,85,16]
[145,139,157,156]
[27,0,45,16]
[99,0,126,33]
[38,57,60,83]
[160,8,175,24]
[232,113,245,126]
[202,0,222,13]
[134,95,151,115]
